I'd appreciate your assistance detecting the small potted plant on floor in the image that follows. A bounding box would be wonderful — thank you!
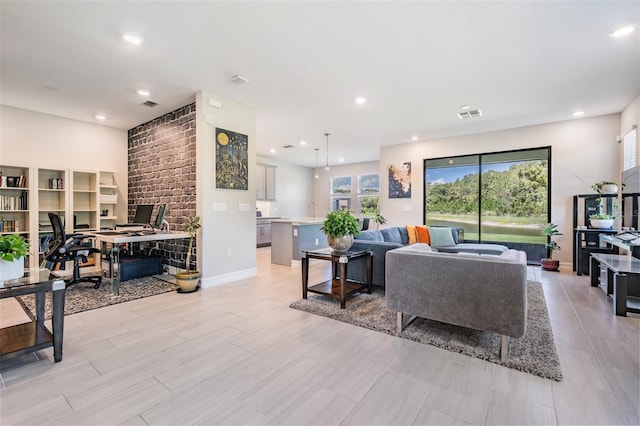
[0,234,29,281]
[541,223,561,271]
[176,215,201,293]
[321,208,360,253]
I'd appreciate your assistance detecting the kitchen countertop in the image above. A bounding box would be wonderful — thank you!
[271,217,324,225]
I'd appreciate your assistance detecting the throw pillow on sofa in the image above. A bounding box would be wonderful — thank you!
[406,225,431,244]
[427,226,456,248]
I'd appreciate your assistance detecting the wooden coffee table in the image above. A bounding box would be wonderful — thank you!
[301,248,372,309]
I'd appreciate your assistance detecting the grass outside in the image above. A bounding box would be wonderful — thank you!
[428,213,547,244]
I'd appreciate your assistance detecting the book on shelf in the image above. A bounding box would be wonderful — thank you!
[0,175,26,188]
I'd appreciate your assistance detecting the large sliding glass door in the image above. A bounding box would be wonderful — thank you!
[425,147,550,263]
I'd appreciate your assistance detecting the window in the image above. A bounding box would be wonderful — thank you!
[623,126,637,171]
[357,173,380,217]
[424,147,551,263]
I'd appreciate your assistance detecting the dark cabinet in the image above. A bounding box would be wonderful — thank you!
[572,193,640,275]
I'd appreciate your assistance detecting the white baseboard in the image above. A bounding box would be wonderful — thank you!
[201,267,258,288]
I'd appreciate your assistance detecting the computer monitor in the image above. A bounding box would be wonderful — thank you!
[153,203,169,231]
[132,204,154,226]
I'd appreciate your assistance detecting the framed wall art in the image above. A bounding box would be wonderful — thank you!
[215,127,248,190]
[389,162,411,198]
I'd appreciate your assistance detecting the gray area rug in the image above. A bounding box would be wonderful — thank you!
[290,280,563,381]
[17,276,178,320]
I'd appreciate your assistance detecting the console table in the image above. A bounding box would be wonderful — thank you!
[0,268,66,362]
[590,253,640,316]
[301,248,372,309]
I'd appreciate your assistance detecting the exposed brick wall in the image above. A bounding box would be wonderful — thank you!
[127,103,196,269]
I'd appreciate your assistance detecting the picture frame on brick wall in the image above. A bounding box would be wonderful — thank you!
[215,127,249,190]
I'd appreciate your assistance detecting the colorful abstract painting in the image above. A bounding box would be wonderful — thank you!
[215,127,248,190]
[389,162,411,198]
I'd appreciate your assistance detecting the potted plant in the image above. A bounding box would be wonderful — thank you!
[320,208,360,253]
[372,212,387,230]
[541,223,561,271]
[176,216,201,293]
[591,181,621,194]
[589,213,615,229]
[0,234,29,281]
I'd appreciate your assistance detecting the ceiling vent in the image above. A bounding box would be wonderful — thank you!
[282,144,295,149]
[142,100,158,107]
[231,74,250,84]
[457,109,482,119]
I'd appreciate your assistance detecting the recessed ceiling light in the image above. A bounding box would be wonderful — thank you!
[269,148,276,154]
[460,105,471,110]
[339,158,344,163]
[122,33,143,45]
[411,135,419,141]
[609,25,635,38]
[95,114,106,121]
[572,111,584,117]
[300,140,307,146]
[355,97,367,105]
[137,89,150,97]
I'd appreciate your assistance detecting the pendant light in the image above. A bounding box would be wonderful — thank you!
[324,133,331,171]
[314,148,320,179]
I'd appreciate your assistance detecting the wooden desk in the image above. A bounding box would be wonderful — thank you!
[86,230,190,295]
[590,253,640,316]
[0,268,66,362]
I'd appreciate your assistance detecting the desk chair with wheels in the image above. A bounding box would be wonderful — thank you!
[44,213,102,289]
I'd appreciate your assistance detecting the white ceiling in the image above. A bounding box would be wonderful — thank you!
[1,1,639,167]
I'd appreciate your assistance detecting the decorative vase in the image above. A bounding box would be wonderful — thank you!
[327,235,354,253]
[176,271,200,293]
[590,219,615,229]
[0,257,25,281]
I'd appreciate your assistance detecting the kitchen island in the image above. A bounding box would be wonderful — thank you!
[271,218,328,266]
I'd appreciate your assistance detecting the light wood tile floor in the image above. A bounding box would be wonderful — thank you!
[1,248,638,425]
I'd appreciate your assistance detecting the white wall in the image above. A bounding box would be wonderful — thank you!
[0,105,128,221]
[311,161,380,218]
[195,91,258,286]
[379,114,621,265]
[256,155,313,218]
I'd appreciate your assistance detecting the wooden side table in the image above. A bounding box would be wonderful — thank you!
[301,248,372,309]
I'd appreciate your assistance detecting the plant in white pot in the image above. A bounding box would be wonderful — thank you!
[589,213,615,229]
[0,234,29,281]
[176,216,201,293]
[320,209,360,253]
[591,181,621,195]
[541,223,561,271]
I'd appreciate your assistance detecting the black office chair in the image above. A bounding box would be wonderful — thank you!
[361,217,370,231]
[44,213,102,289]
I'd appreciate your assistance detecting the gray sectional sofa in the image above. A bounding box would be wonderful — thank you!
[347,226,509,287]
[384,243,528,361]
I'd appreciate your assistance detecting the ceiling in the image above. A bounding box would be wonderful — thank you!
[1,1,639,167]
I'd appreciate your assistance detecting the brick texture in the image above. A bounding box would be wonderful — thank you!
[127,103,196,270]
